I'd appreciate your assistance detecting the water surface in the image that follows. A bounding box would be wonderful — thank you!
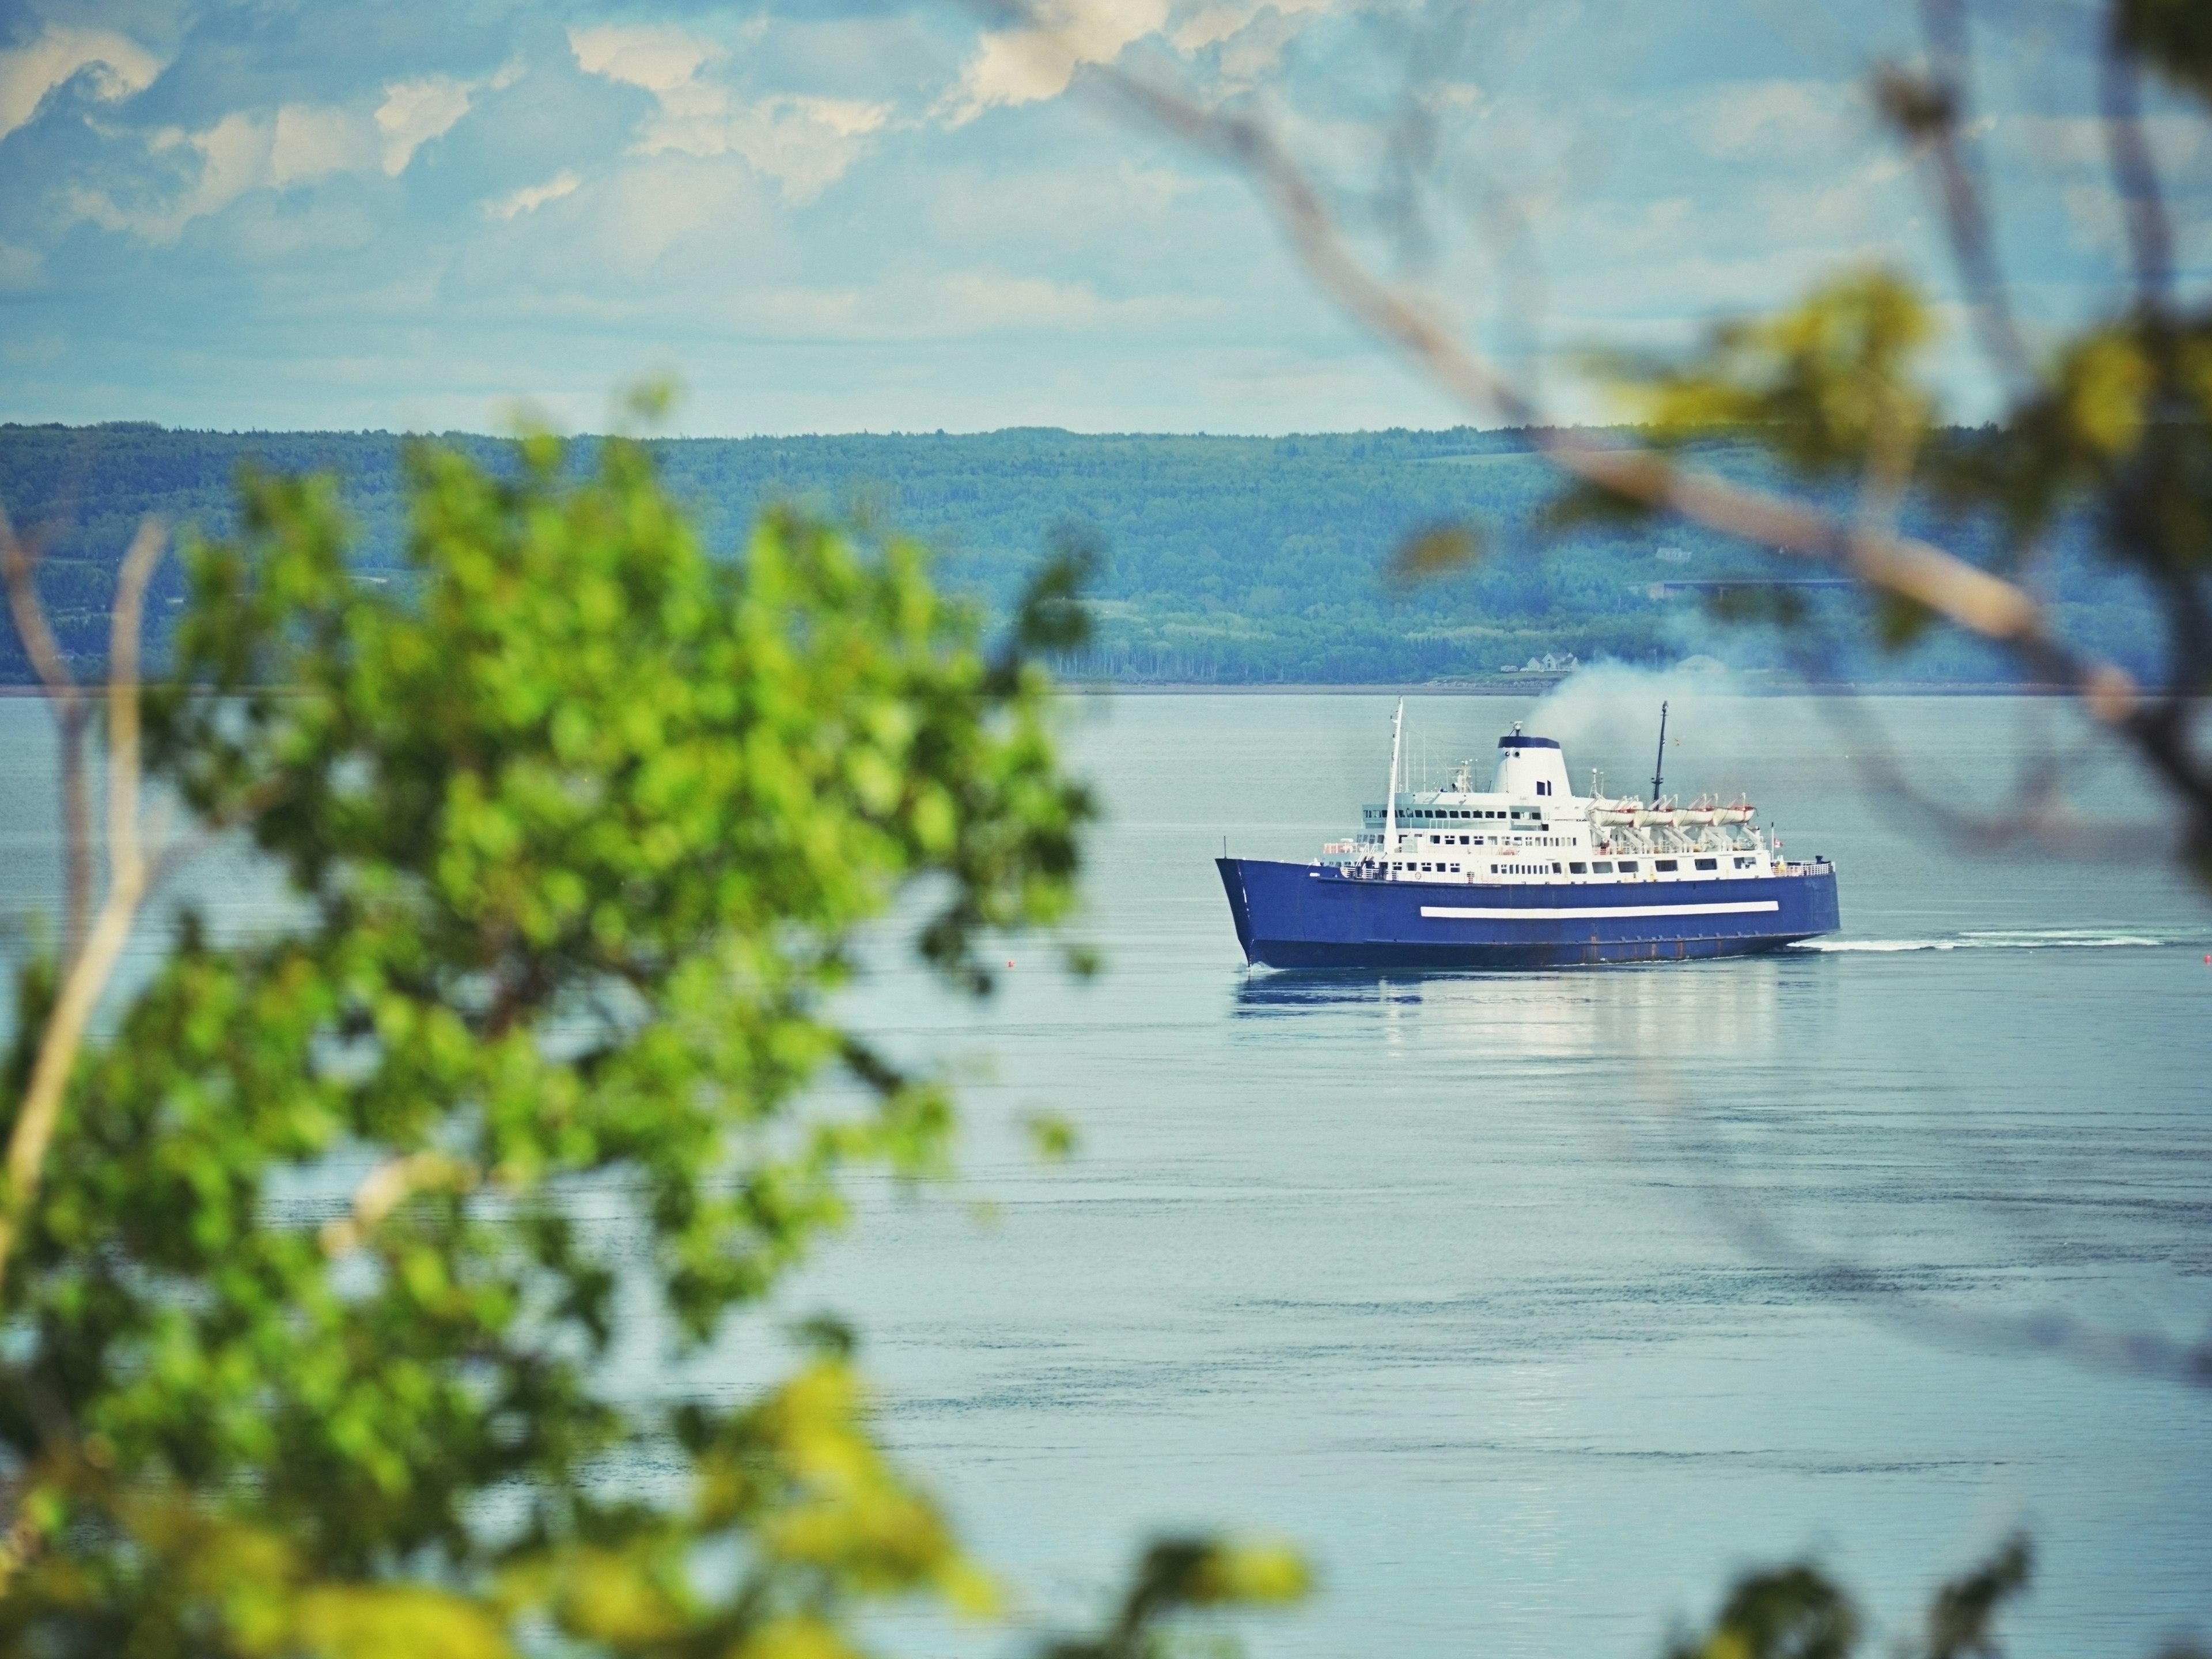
[2,689,2206,1658]
[801,690,2212,1658]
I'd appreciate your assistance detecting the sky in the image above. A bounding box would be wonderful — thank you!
[0,0,2203,435]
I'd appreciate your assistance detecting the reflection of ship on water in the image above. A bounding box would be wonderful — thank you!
[1234,956,1785,1064]
[1217,701,1840,969]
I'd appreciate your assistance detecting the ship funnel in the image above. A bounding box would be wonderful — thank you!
[1491,732,1573,800]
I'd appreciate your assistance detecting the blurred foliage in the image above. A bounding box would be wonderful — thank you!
[0,434,1309,1654]
[1582,271,1934,482]
[1665,1536,2034,1659]
[1040,1539,1311,1659]
[2118,0,2212,99]
[1385,522,1483,589]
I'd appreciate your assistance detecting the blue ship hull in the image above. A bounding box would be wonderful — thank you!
[1217,857,1840,969]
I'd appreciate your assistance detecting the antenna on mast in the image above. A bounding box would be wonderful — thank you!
[1650,700,1669,803]
[1385,698,1404,873]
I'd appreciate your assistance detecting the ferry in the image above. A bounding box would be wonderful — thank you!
[1217,701,1839,968]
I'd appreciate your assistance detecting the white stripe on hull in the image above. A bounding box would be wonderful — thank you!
[1420,900,1782,921]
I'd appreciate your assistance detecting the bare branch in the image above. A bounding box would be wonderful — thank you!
[103,521,164,908]
[2100,34,2175,310]
[0,520,166,1293]
[0,510,82,706]
[1619,1052,2212,1395]
[0,509,92,965]
[1899,0,2035,389]
[319,1150,480,1258]
[1715,1180,2212,1392]
[1075,55,2168,733]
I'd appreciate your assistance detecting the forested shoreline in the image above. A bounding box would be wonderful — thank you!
[0,422,2163,687]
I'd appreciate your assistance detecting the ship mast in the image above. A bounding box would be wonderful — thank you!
[1650,699,1669,804]
[1385,698,1404,872]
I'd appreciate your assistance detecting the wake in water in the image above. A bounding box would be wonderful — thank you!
[1792,928,2188,953]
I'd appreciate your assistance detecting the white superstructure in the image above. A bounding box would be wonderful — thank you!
[1320,712,1802,885]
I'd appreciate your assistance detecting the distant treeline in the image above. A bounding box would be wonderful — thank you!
[0,422,2166,686]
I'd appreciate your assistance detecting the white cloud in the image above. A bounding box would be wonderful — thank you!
[374,75,475,175]
[944,0,1340,124]
[569,24,717,94]
[569,24,890,204]
[69,101,382,243]
[49,57,507,243]
[485,169,581,221]
[1212,4,1329,89]
[946,0,1169,124]
[1171,0,1332,53]
[0,24,162,139]
[269,103,380,183]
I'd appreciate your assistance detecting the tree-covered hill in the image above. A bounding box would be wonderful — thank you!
[0,422,2162,685]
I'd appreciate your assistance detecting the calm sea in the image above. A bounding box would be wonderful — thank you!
[2,687,2207,1658]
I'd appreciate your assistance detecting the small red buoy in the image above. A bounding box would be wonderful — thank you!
[1007,960,1016,969]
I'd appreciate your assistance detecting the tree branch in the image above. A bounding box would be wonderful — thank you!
[0,520,166,1293]
[2100,32,2175,310]
[319,1150,480,1258]
[1904,0,2035,389]
[0,510,92,967]
[1081,52,2154,723]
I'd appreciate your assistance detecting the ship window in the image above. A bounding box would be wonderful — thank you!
[1569,862,1588,874]
[1616,860,1637,873]
[1735,856,1754,868]
[1656,858,1678,872]
[1450,863,1460,872]
[1552,862,1562,873]
[1592,861,1613,874]
[1694,857,1718,870]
